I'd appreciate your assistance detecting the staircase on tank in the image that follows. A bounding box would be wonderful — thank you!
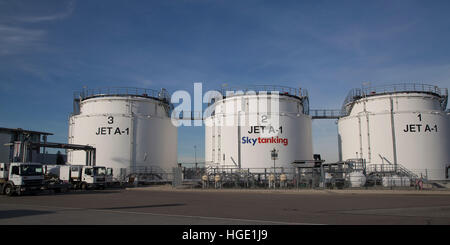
[367,164,421,181]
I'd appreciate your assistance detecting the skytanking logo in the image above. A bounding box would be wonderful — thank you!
[242,136,289,146]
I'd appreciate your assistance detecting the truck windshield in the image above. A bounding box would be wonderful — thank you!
[94,167,106,176]
[20,165,43,176]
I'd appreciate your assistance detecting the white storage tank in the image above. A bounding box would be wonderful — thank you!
[205,85,313,171]
[348,172,366,187]
[338,84,449,180]
[68,87,177,181]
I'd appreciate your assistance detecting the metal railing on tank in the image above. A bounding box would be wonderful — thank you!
[74,87,170,102]
[341,83,448,116]
[72,87,171,115]
[220,85,308,99]
[218,85,310,115]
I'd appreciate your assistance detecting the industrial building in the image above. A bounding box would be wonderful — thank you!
[0,127,57,164]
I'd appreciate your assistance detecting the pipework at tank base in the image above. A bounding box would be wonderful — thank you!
[118,160,449,190]
[156,159,449,190]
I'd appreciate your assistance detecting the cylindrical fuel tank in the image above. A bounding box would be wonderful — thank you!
[68,87,177,181]
[205,85,313,171]
[338,84,449,180]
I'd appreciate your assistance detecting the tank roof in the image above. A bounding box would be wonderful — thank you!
[74,87,170,103]
[341,83,448,116]
[220,85,307,100]
[217,85,310,115]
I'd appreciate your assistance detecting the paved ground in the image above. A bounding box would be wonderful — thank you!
[0,187,449,225]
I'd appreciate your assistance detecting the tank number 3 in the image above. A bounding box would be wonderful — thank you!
[95,116,129,135]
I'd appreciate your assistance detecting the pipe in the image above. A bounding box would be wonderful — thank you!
[390,97,398,170]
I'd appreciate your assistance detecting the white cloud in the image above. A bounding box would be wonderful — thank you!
[14,0,76,23]
[0,0,76,56]
[0,25,46,55]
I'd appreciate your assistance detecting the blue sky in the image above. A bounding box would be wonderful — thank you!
[0,0,449,163]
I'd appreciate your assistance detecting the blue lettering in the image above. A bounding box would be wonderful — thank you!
[241,137,258,146]
[241,137,247,144]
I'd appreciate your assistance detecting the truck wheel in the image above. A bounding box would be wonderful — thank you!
[81,182,87,190]
[4,185,14,196]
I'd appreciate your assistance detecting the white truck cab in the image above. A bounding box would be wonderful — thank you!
[59,165,106,190]
[82,166,106,189]
[0,162,44,196]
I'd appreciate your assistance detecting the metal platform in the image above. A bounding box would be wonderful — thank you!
[310,109,342,119]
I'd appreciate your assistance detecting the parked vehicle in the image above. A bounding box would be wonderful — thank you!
[59,165,106,190]
[42,165,71,193]
[0,162,44,196]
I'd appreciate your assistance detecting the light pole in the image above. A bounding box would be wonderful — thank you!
[271,148,278,174]
[194,145,197,169]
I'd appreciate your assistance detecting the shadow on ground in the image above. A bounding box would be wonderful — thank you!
[100,203,186,210]
[0,210,54,219]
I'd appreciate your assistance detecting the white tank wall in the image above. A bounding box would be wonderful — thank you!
[338,92,449,180]
[205,94,313,170]
[68,96,177,180]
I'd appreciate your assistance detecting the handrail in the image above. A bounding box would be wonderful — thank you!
[341,83,448,116]
[74,87,170,102]
[310,109,342,119]
[218,85,309,115]
[366,164,420,180]
[344,158,366,171]
[220,85,308,99]
[72,87,171,116]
